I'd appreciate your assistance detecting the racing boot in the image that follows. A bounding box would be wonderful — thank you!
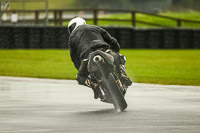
[84,79,102,99]
[119,65,132,87]
[76,75,102,99]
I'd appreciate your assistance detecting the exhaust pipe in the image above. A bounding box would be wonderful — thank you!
[93,55,103,63]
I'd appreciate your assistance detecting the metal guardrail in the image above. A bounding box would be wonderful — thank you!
[1,8,200,27]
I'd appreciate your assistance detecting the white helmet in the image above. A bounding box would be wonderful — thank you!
[68,17,86,34]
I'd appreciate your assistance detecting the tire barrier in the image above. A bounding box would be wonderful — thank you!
[0,26,199,49]
[0,26,69,49]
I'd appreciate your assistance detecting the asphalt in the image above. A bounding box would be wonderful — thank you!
[0,76,200,133]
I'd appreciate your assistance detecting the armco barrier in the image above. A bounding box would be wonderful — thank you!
[0,26,199,49]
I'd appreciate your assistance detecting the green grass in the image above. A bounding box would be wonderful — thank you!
[0,49,200,86]
[8,1,200,28]
[0,49,77,79]
[80,11,200,28]
[120,49,200,86]
[10,0,75,9]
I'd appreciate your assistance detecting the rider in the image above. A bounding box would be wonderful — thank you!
[68,17,132,99]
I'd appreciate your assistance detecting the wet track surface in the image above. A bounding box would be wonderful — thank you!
[0,76,200,133]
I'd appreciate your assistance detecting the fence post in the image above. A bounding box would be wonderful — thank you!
[0,2,2,24]
[177,19,181,27]
[45,0,49,26]
[54,11,57,26]
[93,9,98,25]
[59,10,62,26]
[35,11,39,24]
[131,11,136,27]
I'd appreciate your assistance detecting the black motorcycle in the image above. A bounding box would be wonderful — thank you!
[88,50,128,112]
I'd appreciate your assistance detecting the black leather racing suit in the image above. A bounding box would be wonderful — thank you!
[68,24,121,86]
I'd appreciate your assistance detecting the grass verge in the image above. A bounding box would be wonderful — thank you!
[0,49,200,86]
[77,11,200,28]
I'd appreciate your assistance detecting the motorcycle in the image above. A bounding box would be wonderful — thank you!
[87,50,128,112]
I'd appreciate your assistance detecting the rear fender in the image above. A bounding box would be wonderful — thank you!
[88,50,114,73]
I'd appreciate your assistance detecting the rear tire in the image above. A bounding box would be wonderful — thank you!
[102,73,127,112]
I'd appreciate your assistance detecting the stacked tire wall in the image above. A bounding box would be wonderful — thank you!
[0,26,199,49]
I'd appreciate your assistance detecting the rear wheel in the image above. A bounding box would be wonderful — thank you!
[102,72,127,112]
